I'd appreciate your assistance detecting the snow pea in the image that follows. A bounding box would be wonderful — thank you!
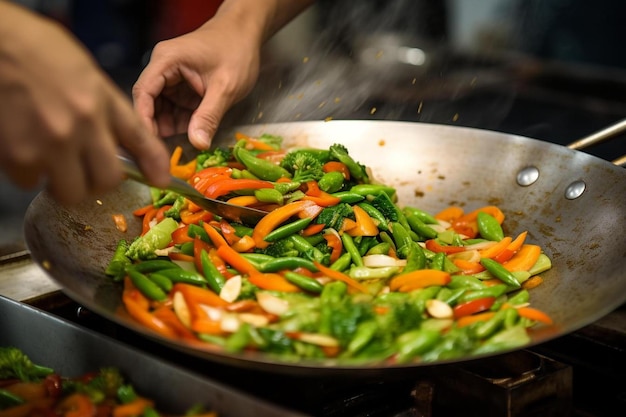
[436,287,465,305]
[477,212,504,241]
[146,272,173,292]
[402,241,426,274]
[346,320,378,355]
[287,235,327,264]
[284,271,324,293]
[330,191,365,204]
[429,252,445,271]
[179,241,194,256]
[457,284,508,304]
[200,249,226,293]
[474,309,507,339]
[254,188,284,205]
[349,184,396,198]
[318,171,345,193]
[480,258,521,288]
[225,323,251,353]
[366,242,391,256]
[231,224,253,237]
[330,252,352,271]
[341,233,363,267]
[187,223,210,243]
[264,217,312,242]
[449,275,486,290]
[126,268,167,301]
[156,268,208,286]
[235,146,292,181]
[472,325,530,355]
[405,213,438,239]
[506,289,530,306]
[349,266,400,280]
[396,328,440,363]
[357,202,389,231]
[503,307,520,328]
[403,206,438,224]
[390,222,412,258]
[259,256,319,273]
[125,259,180,274]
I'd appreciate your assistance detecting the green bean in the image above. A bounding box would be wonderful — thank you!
[330,191,365,204]
[480,258,521,288]
[403,206,438,224]
[477,212,504,241]
[284,271,324,293]
[449,275,486,290]
[357,202,389,231]
[341,233,363,267]
[391,222,412,259]
[318,171,345,193]
[259,256,319,273]
[264,217,312,242]
[235,146,292,181]
[405,213,438,239]
[127,268,167,301]
[126,259,180,274]
[147,272,173,292]
[156,268,208,286]
[474,309,507,339]
[396,328,440,363]
[330,252,352,271]
[457,284,508,304]
[347,321,378,354]
[366,242,391,256]
[200,249,226,293]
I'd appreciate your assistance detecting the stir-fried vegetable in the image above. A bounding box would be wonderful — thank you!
[0,347,215,416]
[105,133,553,365]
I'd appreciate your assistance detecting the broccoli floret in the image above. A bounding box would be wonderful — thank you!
[63,367,125,403]
[125,217,178,260]
[316,203,354,230]
[261,238,300,258]
[105,239,131,282]
[164,195,186,220]
[0,347,53,381]
[279,150,325,183]
[196,147,233,169]
[152,189,179,208]
[329,144,369,183]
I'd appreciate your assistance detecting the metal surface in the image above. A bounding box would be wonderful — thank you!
[118,154,267,225]
[0,295,307,417]
[23,120,626,375]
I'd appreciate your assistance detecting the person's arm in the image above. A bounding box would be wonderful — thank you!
[133,0,315,149]
[0,1,170,205]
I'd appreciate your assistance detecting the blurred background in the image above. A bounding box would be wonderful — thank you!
[2,0,626,252]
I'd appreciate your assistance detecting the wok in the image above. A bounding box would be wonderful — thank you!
[23,120,626,376]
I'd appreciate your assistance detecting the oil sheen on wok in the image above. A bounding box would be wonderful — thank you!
[104,131,554,365]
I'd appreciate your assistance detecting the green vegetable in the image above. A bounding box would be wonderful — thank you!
[104,239,131,281]
[284,271,324,293]
[234,144,291,181]
[126,268,168,301]
[258,256,319,273]
[0,347,53,381]
[329,143,369,183]
[480,258,522,288]
[254,188,284,205]
[125,217,178,260]
[200,249,226,293]
[477,212,504,241]
[196,147,232,169]
[318,171,345,193]
[280,150,325,183]
[263,217,312,242]
[357,202,389,231]
[316,203,353,230]
[341,233,363,267]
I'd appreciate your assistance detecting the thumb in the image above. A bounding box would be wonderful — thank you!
[187,90,231,150]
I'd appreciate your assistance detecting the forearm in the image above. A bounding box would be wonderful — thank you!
[207,0,315,46]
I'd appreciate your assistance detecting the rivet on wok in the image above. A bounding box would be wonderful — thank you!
[516,166,540,186]
[565,180,586,200]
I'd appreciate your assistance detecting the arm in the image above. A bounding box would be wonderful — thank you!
[133,0,315,149]
[0,1,170,205]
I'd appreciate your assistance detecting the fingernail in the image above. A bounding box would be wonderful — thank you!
[192,129,211,148]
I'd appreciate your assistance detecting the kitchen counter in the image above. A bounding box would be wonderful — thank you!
[0,253,60,302]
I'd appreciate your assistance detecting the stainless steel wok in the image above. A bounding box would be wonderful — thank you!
[23,120,626,375]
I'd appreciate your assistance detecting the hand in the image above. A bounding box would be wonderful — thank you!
[133,13,262,150]
[0,3,171,206]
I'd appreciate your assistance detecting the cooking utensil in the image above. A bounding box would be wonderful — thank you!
[23,120,626,376]
[117,154,267,225]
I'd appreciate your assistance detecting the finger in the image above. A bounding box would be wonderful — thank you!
[45,145,88,206]
[109,92,171,188]
[187,81,236,150]
[82,129,124,195]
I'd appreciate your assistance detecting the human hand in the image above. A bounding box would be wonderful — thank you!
[0,3,171,206]
[133,13,262,150]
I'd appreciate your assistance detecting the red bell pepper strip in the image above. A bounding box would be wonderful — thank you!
[204,178,274,199]
[425,239,466,254]
[453,297,496,319]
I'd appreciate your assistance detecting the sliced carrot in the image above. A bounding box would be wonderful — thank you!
[503,244,541,272]
[301,223,326,236]
[180,209,213,225]
[122,296,176,338]
[248,273,301,292]
[152,306,197,340]
[216,244,259,275]
[173,283,229,308]
[193,237,214,272]
[346,205,379,237]
[191,318,224,334]
[456,311,496,328]
[313,261,369,293]
[132,204,154,217]
[389,269,451,292]
[168,252,195,263]
[202,222,228,248]
[113,397,154,417]
[453,259,485,275]
[252,200,315,249]
[517,306,553,325]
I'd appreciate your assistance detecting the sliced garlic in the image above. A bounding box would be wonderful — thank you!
[198,304,223,322]
[239,313,270,327]
[220,314,241,333]
[256,292,289,316]
[220,275,242,303]
[362,254,407,268]
[426,299,454,319]
[296,332,340,347]
[172,291,191,327]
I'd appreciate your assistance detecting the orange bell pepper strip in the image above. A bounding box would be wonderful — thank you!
[389,269,451,292]
[230,235,256,252]
[301,223,326,236]
[154,205,171,222]
[456,311,497,328]
[503,244,541,272]
[302,192,342,207]
[516,306,553,325]
[152,306,197,341]
[219,220,241,245]
[132,203,154,217]
[252,200,316,249]
[521,275,544,290]
[435,206,464,222]
[323,231,343,263]
[322,161,351,180]
[248,273,301,292]
[204,178,274,199]
[216,244,259,275]
[202,222,228,248]
[494,231,528,263]
[313,261,369,293]
[458,205,505,224]
[173,283,229,308]
[346,205,379,237]
[191,318,224,335]
[171,224,193,244]
[479,236,513,259]
[140,206,158,235]
[122,294,177,338]
[180,209,213,225]
[226,195,260,207]
[453,259,485,275]
[171,160,197,180]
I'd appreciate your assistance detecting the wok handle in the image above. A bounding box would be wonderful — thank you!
[568,118,626,166]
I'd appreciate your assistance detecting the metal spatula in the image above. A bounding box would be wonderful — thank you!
[117,154,267,225]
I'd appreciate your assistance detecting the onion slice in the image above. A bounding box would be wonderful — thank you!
[362,254,407,268]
